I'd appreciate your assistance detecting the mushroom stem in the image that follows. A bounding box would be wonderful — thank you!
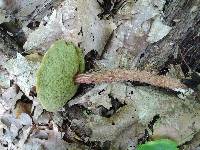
[75,69,187,90]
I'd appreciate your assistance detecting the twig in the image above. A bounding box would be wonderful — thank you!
[75,69,188,91]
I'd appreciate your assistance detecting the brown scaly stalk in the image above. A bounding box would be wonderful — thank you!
[75,69,188,91]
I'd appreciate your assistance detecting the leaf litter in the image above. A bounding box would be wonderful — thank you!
[0,0,200,149]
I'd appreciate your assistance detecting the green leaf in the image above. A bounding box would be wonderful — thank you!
[36,40,85,112]
[136,139,179,150]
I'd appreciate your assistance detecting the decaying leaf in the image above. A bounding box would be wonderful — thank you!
[23,123,87,150]
[2,53,40,97]
[25,53,43,62]
[68,83,199,148]
[147,16,172,43]
[69,83,113,110]
[126,85,200,145]
[0,66,10,90]
[15,100,32,118]
[0,113,33,149]
[0,0,61,27]
[180,131,200,150]
[0,84,23,112]
[23,0,116,55]
[97,0,171,69]
[18,113,32,126]
[0,9,10,24]
[31,99,44,121]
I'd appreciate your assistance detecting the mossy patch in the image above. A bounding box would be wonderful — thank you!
[36,40,85,112]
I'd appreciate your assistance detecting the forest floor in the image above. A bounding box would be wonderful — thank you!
[0,0,200,149]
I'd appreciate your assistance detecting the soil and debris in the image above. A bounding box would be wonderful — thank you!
[0,0,200,149]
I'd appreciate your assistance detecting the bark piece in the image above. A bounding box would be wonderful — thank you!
[136,0,200,71]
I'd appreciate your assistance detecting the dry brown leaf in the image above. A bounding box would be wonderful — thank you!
[15,101,32,118]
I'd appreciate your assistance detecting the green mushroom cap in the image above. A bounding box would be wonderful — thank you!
[36,40,85,112]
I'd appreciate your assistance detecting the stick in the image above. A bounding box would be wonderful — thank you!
[75,69,188,91]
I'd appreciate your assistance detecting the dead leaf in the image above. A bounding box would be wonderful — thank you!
[2,53,40,97]
[23,0,116,55]
[15,101,32,118]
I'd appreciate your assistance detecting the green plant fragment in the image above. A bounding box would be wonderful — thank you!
[36,40,85,112]
[136,139,179,150]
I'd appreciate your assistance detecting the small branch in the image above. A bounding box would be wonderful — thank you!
[75,69,188,91]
